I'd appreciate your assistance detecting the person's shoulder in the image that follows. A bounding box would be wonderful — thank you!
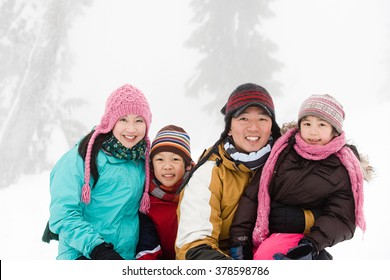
[50,145,84,180]
[344,143,375,182]
[344,143,359,159]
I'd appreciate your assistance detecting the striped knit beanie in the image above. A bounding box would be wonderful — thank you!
[298,94,345,134]
[221,83,281,139]
[81,84,152,213]
[150,125,192,167]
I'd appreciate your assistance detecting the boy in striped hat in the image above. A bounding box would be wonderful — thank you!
[136,125,193,260]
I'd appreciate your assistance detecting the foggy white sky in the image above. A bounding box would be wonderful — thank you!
[59,0,390,161]
[1,0,390,262]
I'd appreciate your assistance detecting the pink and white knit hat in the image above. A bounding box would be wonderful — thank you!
[81,84,152,213]
[298,94,345,134]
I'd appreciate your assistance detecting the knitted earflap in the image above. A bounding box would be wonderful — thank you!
[81,130,100,204]
[139,137,151,213]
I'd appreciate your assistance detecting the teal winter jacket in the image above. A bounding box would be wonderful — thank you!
[49,144,145,260]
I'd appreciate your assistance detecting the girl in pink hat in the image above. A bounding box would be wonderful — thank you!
[45,84,152,260]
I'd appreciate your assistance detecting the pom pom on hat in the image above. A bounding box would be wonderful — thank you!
[150,125,193,167]
[81,84,152,213]
[298,94,345,134]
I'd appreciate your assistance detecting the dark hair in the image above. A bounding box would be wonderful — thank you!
[78,130,109,187]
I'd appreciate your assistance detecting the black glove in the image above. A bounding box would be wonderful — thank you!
[186,244,231,260]
[273,239,318,260]
[269,202,322,233]
[310,208,322,220]
[90,242,124,260]
[230,243,252,260]
[230,236,253,260]
[230,245,244,260]
[41,221,59,243]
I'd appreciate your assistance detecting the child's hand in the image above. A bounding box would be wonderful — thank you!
[91,242,124,260]
[230,242,252,260]
[230,245,245,260]
[273,239,317,260]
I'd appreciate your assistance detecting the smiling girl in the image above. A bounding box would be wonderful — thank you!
[47,84,152,260]
[248,94,373,260]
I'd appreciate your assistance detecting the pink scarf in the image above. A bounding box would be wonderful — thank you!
[252,128,366,247]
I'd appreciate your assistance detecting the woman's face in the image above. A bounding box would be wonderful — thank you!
[112,114,147,149]
[228,106,273,153]
[299,115,336,146]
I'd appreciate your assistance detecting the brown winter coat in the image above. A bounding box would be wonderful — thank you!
[268,139,356,250]
[230,136,358,253]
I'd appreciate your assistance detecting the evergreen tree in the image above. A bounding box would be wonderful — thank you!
[185,0,282,111]
[0,0,91,188]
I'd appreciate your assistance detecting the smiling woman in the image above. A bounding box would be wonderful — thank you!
[112,115,147,149]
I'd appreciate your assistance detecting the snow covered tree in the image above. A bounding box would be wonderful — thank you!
[0,0,91,188]
[185,0,282,111]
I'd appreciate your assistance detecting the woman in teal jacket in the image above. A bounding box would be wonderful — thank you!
[49,84,152,260]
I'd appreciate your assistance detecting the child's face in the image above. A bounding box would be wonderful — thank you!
[112,114,147,149]
[300,115,337,146]
[152,151,189,187]
[228,106,273,153]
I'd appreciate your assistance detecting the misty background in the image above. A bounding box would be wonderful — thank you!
[0,0,389,260]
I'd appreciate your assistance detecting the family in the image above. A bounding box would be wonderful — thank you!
[44,82,373,260]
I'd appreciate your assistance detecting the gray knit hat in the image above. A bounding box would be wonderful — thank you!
[298,94,345,134]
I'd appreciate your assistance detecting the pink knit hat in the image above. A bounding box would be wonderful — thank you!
[81,84,152,213]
